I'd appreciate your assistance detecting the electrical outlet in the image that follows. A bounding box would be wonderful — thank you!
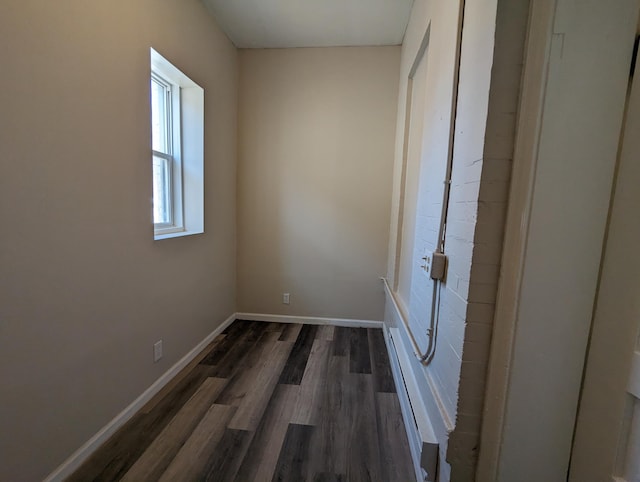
[153,340,163,362]
[420,254,431,273]
[283,293,290,304]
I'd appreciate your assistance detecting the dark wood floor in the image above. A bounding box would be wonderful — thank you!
[68,320,415,481]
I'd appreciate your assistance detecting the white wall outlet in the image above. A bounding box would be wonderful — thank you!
[420,253,431,273]
[283,292,290,304]
[153,340,163,362]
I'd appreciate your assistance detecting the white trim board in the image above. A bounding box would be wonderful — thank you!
[44,312,236,482]
[236,312,383,328]
[385,327,433,482]
[383,282,454,480]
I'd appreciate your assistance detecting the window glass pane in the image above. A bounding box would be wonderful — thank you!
[152,155,171,224]
[151,77,168,153]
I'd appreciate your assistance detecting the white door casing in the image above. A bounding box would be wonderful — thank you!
[570,43,640,482]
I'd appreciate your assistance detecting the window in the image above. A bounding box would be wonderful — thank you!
[151,71,181,230]
[150,48,204,240]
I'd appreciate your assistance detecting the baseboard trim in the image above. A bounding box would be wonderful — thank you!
[381,280,442,481]
[236,312,383,328]
[44,312,236,482]
[385,326,427,482]
[387,327,439,482]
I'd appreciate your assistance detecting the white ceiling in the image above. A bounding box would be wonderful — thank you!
[202,0,414,49]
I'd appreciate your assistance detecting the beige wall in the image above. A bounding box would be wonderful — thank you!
[237,47,400,321]
[0,1,237,480]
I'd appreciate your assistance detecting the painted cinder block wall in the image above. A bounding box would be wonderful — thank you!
[446,0,530,478]
[385,0,529,479]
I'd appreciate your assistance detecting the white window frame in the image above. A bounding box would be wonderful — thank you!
[151,71,183,234]
[150,48,204,240]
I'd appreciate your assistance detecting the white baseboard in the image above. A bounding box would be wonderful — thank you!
[44,312,236,482]
[380,278,442,482]
[236,312,383,328]
[387,327,439,481]
[384,327,426,482]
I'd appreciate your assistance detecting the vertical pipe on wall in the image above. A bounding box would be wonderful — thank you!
[388,0,466,365]
[423,0,466,365]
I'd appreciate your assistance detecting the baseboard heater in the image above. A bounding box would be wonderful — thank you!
[385,326,439,482]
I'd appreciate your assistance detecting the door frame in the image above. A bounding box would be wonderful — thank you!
[475,0,556,476]
[569,38,640,482]
[477,0,640,480]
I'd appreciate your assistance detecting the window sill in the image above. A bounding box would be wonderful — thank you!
[154,227,203,241]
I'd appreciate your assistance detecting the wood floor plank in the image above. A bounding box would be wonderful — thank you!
[266,322,285,332]
[141,334,226,414]
[201,428,253,481]
[222,319,251,335]
[200,320,262,367]
[308,359,383,480]
[271,424,315,482]
[279,324,318,384]
[291,338,332,425]
[215,330,282,406]
[332,326,349,356]
[228,340,294,431]
[317,325,335,341]
[375,392,416,482]
[308,355,350,476]
[345,373,384,481]
[158,403,236,482]
[206,322,267,378]
[278,323,302,342]
[349,327,372,374]
[66,364,217,482]
[234,384,300,482]
[368,328,396,393]
[120,377,227,482]
[313,474,345,482]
